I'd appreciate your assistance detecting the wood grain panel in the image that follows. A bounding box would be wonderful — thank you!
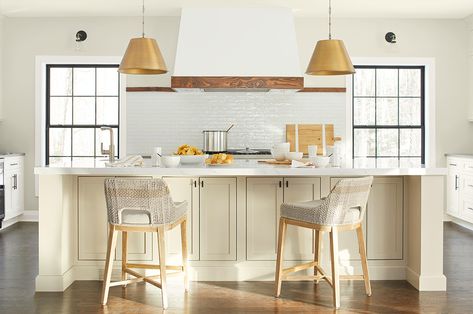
[171,76,304,89]
[286,124,335,155]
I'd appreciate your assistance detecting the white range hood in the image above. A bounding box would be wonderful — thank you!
[171,8,303,92]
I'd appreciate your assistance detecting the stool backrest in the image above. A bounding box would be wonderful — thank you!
[104,178,174,225]
[323,176,373,225]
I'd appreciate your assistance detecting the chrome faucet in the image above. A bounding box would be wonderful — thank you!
[100,127,115,163]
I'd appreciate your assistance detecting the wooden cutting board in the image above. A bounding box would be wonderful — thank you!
[286,124,335,155]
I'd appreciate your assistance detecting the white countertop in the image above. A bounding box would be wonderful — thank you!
[34,159,447,176]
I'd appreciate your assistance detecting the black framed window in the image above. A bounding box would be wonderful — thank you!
[352,65,425,168]
[46,64,120,166]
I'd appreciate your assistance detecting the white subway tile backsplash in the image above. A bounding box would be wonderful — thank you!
[126,92,346,155]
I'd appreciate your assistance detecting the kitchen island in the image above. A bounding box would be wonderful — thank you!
[34,160,447,292]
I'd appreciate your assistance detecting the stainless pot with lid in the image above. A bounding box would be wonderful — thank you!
[203,125,234,153]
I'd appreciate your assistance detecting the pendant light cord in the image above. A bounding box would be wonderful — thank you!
[142,0,145,37]
[328,0,332,39]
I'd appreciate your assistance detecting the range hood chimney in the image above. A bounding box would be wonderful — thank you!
[172,8,303,92]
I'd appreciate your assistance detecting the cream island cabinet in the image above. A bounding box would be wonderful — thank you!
[34,162,447,292]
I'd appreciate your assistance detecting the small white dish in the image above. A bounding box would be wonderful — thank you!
[310,156,330,168]
[179,155,208,164]
[271,148,287,161]
[273,142,290,152]
[161,155,180,168]
[285,152,303,161]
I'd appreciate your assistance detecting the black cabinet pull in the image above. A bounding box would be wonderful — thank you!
[279,181,282,188]
[285,180,289,188]
[194,180,197,188]
[455,175,458,190]
[201,180,204,188]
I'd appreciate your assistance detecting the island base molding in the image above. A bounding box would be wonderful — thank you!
[36,174,447,292]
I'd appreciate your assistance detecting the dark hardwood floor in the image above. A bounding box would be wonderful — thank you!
[0,222,472,313]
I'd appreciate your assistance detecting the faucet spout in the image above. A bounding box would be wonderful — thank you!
[100,127,115,163]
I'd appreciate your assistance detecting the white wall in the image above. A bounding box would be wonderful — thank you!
[0,16,471,211]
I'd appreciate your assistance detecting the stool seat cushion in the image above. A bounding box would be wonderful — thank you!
[121,201,187,226]
[281,199,361,226]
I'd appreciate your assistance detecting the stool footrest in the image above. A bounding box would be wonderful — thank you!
[126,263,184,271]
[282,261,318,275]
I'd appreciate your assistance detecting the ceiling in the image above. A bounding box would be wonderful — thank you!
[1,0,473,19]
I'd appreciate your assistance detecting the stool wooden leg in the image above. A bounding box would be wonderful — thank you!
[357,225,372,296]
[275,218,287,298]
[121,231,128,287]
[101,225,118,305]
[314,230,323,284]
[180,217,189,292]
[157,226,168,309]
[329,228,340,309]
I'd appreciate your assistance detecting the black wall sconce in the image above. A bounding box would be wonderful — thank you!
[76,30,87,42]
[385,32,397,44]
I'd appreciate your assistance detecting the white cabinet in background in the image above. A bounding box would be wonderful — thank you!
[3,156,24,221]
[199,177,237,261]
[446,156,473,225]
[163,177,200,261]
[446,160,461,216]
[77,177,152,261]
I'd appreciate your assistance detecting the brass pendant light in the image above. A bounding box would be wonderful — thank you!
[119,0,167,74]
[305,0,355,76]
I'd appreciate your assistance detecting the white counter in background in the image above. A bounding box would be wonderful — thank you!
[33,162,447,293]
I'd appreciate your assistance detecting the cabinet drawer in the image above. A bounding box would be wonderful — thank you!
[463,161,473,172]
[463,175,473,199]
[461,201,473,223]
[4,156,23,171]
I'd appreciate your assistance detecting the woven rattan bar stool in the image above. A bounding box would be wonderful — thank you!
[101,178,188,309]
[275,176,373,309]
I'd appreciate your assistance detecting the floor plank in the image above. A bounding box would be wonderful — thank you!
[0,222,472,313]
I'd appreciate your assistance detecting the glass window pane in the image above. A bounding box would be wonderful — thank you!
[354,69,375,96]
[49,128,71,156]
[97,97,119,125]
[399,98,421,126]
[376,69,398,97]
[73,68,95,96]
[353,98,375,125]
[73,97,95,125]
[353,157,375,168]
[400,157,422,168]
[49,157,72,167]
[96,128,118,157]
[399,69,421,97]
[72,128,95,156]
[97,68,119,96]
[377,158,399,168]
[49,97,72,125]
[400,129,421,156]
[377,129,398,156]
[71,157,97,167]
[50,68,72,96]
[354,129,375,157]
[376,98,398,125]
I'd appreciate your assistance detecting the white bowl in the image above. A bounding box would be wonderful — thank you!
[179,155,208,164]
[161,156,180,168]
[271,148,287,161]
[310,156,330,168]
[285,152,303,161]
[273,142,290,153]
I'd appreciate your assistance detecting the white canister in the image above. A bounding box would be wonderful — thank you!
[152,147,162,167]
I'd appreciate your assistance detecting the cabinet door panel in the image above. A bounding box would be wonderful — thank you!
[247,178,283,261]
[163,177,199,262]
[78,176,152,261]
[200,177,237,261]
[78,177,109,260]
[366,177,403,260]
[446,159,460,216]
[283,178,321,261]
[3,170,13,220]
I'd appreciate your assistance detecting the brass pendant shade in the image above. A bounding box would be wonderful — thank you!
[305,39,355,76]
[118,37,168,75]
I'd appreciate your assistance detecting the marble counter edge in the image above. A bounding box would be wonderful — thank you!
[34,166,447,176]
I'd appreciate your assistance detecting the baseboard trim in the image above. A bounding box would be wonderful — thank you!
[446,216,473,231]
[406,267,447,291]
[20,210,39,222]
[35,267,75,292]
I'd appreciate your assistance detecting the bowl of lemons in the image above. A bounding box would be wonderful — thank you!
[175,144,208,164]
